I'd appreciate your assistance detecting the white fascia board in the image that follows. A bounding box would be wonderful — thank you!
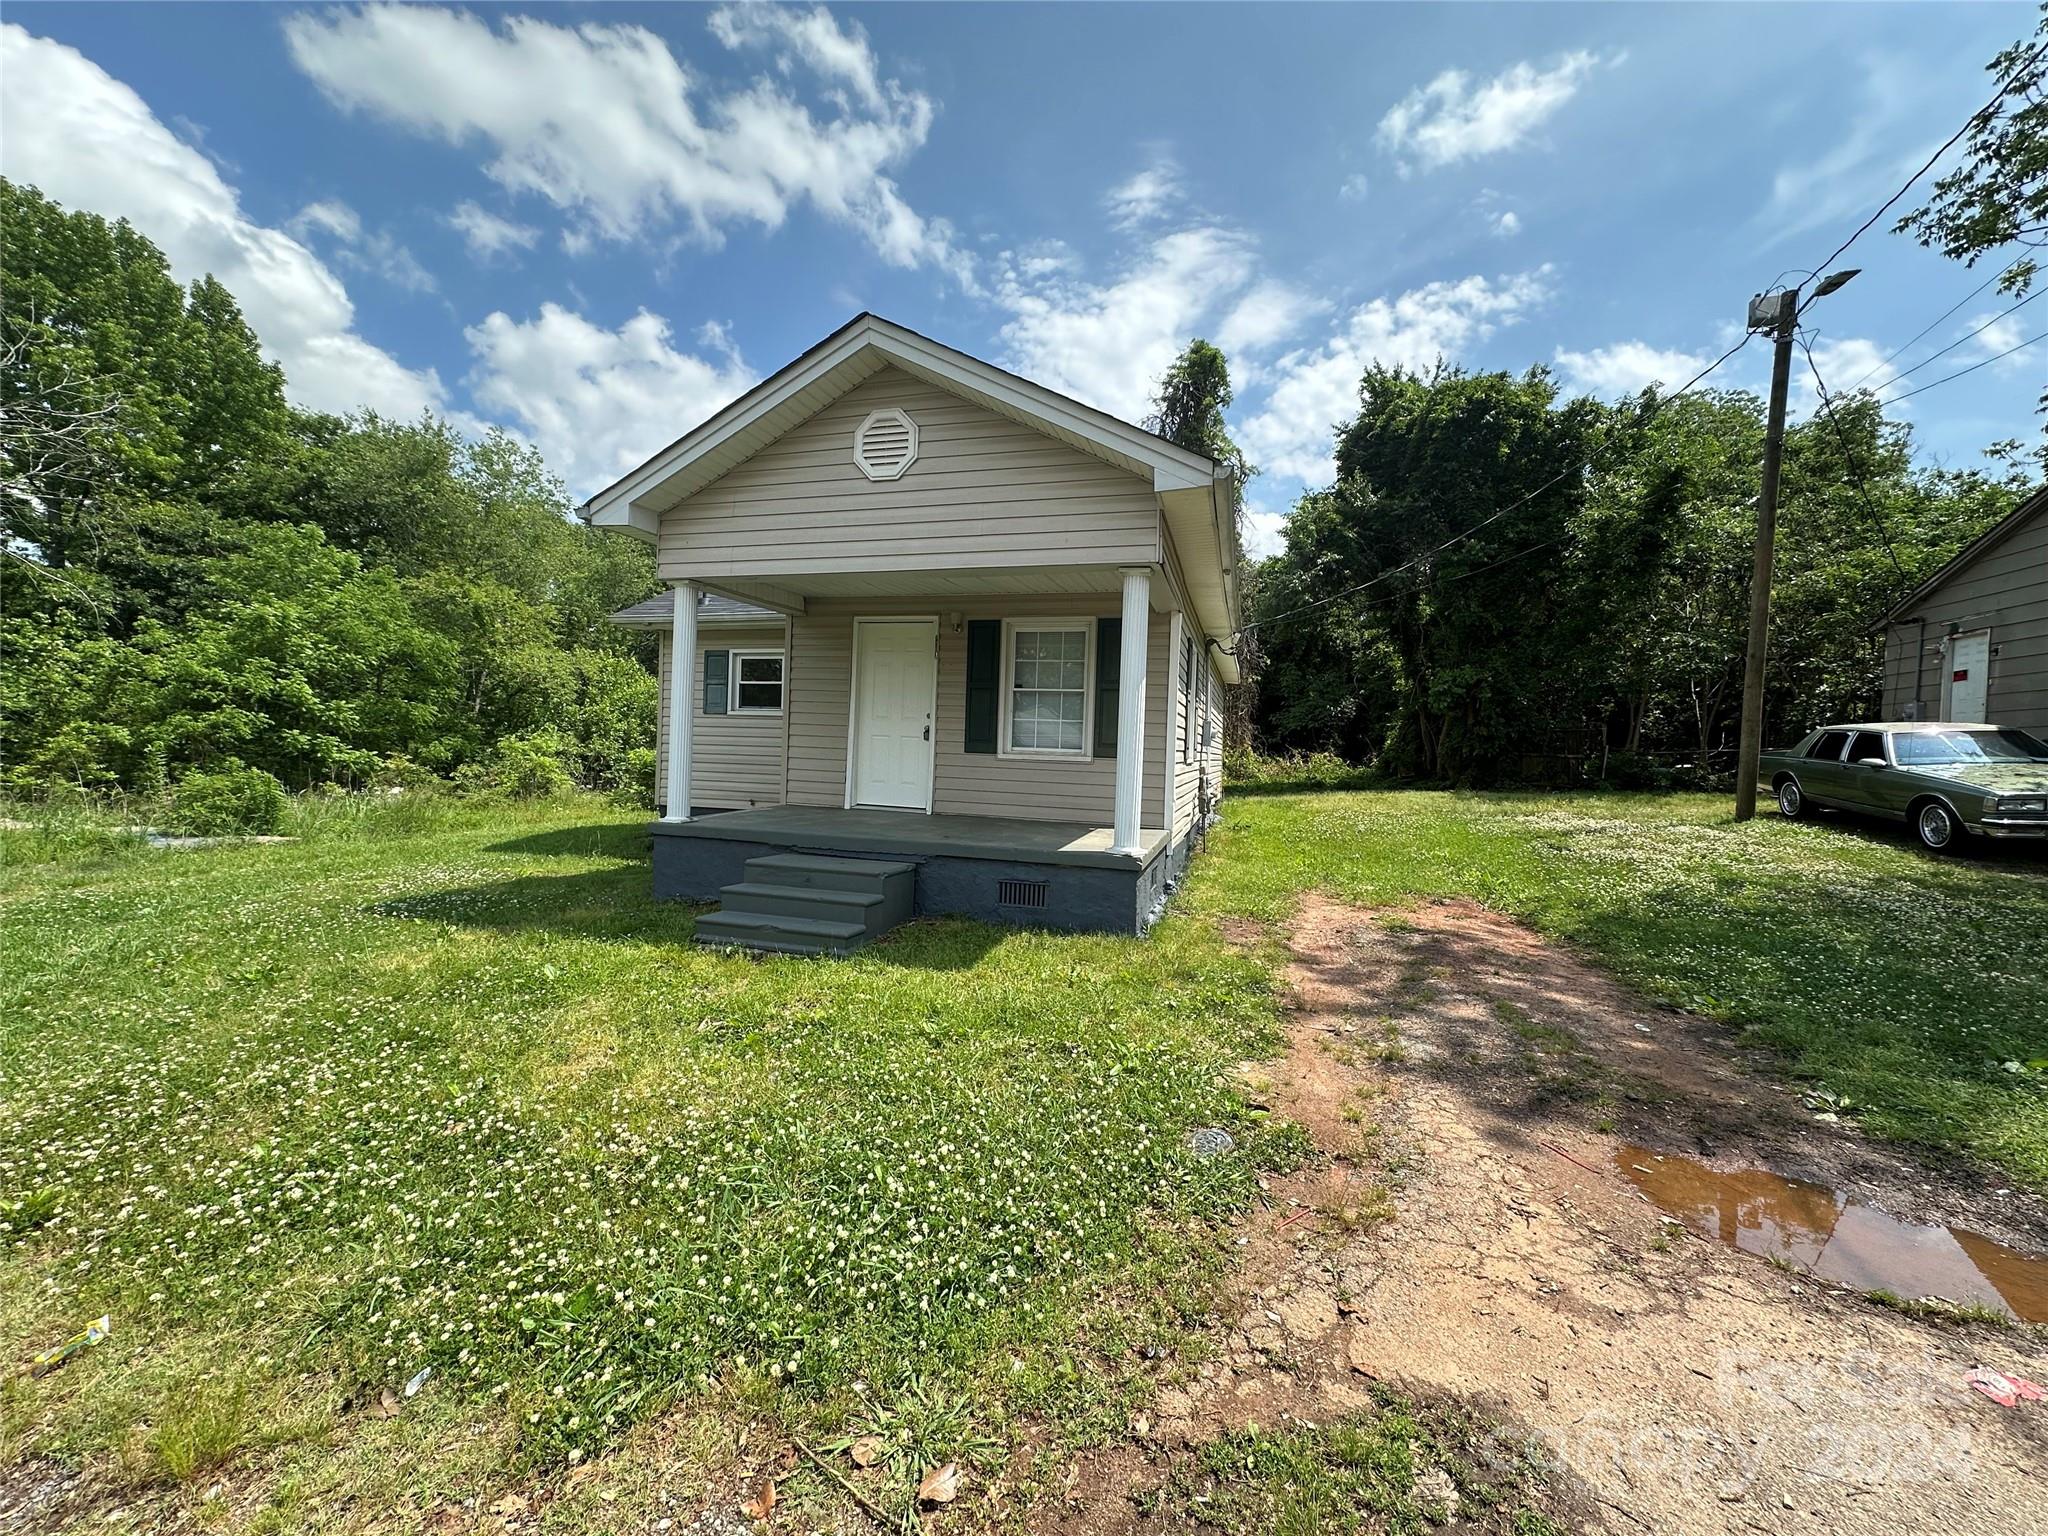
[583,322,879,524]
[584,501,658,541]
[694,578,807,617]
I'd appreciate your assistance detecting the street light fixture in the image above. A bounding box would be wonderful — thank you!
[1732,266,1859,822]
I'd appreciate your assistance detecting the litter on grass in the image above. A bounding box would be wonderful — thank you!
[1188,1126,1236,1158]
[23,1316,111,1378]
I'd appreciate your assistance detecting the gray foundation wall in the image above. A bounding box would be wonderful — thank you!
[650,812,1217,937]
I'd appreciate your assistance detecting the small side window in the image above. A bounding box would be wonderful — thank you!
[1808,731,1850,761]
[1848,731,1887,765]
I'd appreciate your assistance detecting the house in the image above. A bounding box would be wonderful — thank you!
[1874,485,2048,734]
[588,314,1239,950]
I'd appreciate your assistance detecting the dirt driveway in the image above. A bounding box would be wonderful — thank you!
[1035,897,2048,1535]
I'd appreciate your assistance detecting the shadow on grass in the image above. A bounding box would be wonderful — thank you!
[1225,775,1387,798]
[1800,808,2048,875]
[484,822,651,861]
[372,866,1017,969]
[369,867,697,946]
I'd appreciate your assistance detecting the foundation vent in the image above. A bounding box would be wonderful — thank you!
[996,877,1049,910]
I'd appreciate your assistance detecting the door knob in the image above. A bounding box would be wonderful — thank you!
[923,724,931,741]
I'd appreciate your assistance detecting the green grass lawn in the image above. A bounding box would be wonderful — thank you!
[2,786,2044,1527]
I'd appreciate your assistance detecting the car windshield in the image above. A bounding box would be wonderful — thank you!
[1892,729,2048,766]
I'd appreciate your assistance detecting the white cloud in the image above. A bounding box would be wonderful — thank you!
[1105,159,1183,229]
[1243,502,1289,560]
[284,3,969,283]
[1237,269,1554,483]
[1490,209,1521,238]
[290,198,362,243]
[464,303,758,501]
[1797,335,1900,414]
[1553,339,1712,397]
[1338,173,1369,202]
[290,197,437,293]
[1959,310,2031,372]
[448,199,541,260]
[1217,280,1326,359]
[0,24,441,417]
[1377,52,1607,173]
[993,225,1259,423]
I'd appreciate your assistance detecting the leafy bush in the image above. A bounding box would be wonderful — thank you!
[1225,747,1371,789]
[165,766,288,836]
[456,728,576,800]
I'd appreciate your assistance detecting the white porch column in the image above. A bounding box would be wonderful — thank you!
[1113,566,1150,855]
[663,581,697,822]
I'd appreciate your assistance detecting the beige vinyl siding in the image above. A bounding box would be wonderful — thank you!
[1881,507,2048,733]
[1169,630,1225,837]
[785,597,1172,826]
[657,367,1162,581]
[656,625,789,812]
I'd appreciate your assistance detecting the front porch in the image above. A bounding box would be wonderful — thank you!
[652,805,1186,936]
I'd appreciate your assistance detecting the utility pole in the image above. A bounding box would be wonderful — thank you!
[1732,267,1858,822]
[1732,287,1797,822]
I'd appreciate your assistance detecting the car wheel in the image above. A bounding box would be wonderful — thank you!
[1915,800,1961,852]
[1775,779,1807,820]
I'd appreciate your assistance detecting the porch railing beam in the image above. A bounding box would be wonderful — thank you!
[1113,566,1150,855]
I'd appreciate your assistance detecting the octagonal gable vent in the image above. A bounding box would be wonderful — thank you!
[854,407,918,481]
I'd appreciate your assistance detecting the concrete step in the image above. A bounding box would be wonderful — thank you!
[694,908,871,957]
[718,881,886,929]
[744,852,914,894]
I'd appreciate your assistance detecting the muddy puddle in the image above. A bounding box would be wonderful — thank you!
[1615,1145,2048,1322]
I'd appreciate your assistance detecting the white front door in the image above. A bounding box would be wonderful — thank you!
[1945,629,1991,722]
[852,619,936,809]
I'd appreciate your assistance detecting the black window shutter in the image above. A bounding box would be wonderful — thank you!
[964,620,1000,753]
[1094,616,1121,758]
[703,649,730,715]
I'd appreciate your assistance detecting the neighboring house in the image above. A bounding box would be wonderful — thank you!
[1874,485,2048,734]
[590,314,1240,946]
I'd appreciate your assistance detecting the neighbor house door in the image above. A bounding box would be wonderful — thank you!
[851,619,937,810]
[1945,630,1990,722]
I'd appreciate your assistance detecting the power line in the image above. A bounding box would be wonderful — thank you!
[1235,333,1754,641]
[1876,328,2047,404]
[1870,287,2041,390]
[1795,328,1908,585]
[1844,256,2024,390]
[1798,39,2048,299]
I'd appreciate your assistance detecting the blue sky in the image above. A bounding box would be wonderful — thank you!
[4,3,2039,555]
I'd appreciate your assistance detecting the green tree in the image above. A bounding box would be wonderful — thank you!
[1898,5,2048,299]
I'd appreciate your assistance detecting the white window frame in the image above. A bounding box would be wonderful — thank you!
[729,648,786,715]
[998,617,1094,760]
[1179,631,1197,763]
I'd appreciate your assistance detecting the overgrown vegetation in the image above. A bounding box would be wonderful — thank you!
[1248,366,2035,783]
[2,182,660,816]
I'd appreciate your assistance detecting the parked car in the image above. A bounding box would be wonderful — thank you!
[1762,722,2048,851]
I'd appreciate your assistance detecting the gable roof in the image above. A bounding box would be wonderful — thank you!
[1873,483,2048,629]
[579,312,1227,535]
[579,313,1243,678]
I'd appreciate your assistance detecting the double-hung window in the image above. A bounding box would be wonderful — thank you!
[1179,632,1197,762]
[731,650,785,713]
[1004,621,1090,755]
